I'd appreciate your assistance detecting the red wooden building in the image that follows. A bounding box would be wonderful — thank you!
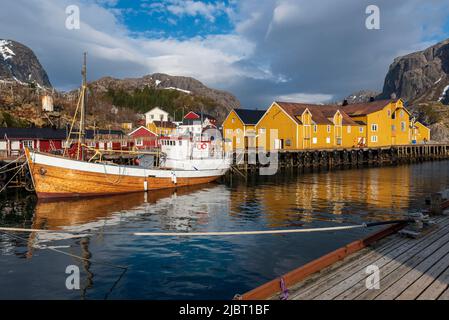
[128,126,158,149]
[0,127,66,158]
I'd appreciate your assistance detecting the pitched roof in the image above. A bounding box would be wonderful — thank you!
[274,102,358,125]
[233,108,266,125]
[342,100,393,116]
[0,127,67,139]
[152,120,177,128]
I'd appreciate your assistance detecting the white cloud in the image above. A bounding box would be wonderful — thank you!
[1,0,449,108]
[165,0,230,23]
[276,93,334,104]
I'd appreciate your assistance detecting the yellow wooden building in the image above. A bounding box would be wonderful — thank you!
[412,121,431,143]
[222,109,266,150]
[146,120,177,136]
[222,99,431,152]
[255,102,364,151]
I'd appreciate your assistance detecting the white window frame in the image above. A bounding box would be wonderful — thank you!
[359,127,364,133]
[326,137,331,144]
[347,126,351,133]
[371,135,378,143]
[135,138,143,147]
[401,121,406,132]
[312,137,317,144]
[327,125,331,133]
[371,124,378,132]
[22,140,34,149]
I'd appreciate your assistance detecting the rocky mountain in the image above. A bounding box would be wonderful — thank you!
[0,39,51,88]
[89,73,240,113]
[345,90,381,104]
[379,38,449,104]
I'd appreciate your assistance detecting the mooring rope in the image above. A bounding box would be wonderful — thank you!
[0,220,410,237]
[0,154,25,172]
[0,162,27,193]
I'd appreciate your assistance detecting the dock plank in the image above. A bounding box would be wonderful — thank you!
[286,234,409,299]
[335,219,449,300]
[396,252,449,300]
[417,264,449,300]
[316,223,449,300]
[287,216,449,300]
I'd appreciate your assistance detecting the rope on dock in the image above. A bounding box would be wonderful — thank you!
[0,220,411,237]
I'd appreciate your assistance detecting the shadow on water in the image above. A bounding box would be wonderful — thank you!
[1,160,449,299]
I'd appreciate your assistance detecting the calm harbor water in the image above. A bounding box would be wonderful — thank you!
[1,161,449,299]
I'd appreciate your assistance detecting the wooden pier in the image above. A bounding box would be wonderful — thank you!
[238,195,449,300]
[232,143,449,172]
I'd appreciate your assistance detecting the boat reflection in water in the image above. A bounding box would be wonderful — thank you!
[30,183,229,246]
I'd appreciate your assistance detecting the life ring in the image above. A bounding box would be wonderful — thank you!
[200,143,207,150]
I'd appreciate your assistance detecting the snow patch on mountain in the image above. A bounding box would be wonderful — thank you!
[0,40,15,60]
[164,86,191,94]
[439,85,449,102]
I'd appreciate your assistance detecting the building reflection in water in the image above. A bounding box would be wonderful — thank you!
[230,165,416,227]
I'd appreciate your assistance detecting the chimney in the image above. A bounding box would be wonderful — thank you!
[390,93,397,100]
[342,99,349,106]
[369,97,375,102]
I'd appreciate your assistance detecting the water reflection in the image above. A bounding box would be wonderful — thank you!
[1,161,449,299]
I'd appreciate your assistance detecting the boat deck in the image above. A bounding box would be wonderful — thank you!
[279,215,449,300]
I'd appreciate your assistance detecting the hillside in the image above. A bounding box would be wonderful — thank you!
[0,40,240,129]
[87,73,240,121]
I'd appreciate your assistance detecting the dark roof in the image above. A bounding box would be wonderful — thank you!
[342,100,394,116]
[0,127,125,140]
[233,108,266,125]
[85,129,124,139]
[275,102,358,125]
[0,127,67,139]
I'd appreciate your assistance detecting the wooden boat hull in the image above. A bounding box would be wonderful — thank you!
[25,149,229,199]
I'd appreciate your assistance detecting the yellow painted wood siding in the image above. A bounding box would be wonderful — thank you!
[222,110,245,151]
[256,103,298,151]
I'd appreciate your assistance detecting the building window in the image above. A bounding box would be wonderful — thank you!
[387,110,391,117]
[359,127,364,133]
[87,141,96,147]
[22,140,34,149]
[337,138,342,145]
[312,137,317,144]
[371,124,378,132]
[400,110,404,118]
[327,125,331,133]
[347,126,351,133]
[313,125,318,133]
[371,135,378,143]
[401,121,406,132]
[231,118,235,123]
[286,139,291,146]
[151,115,154,119]
[121,140,127,147]
[259,128,266,134]
[136,139,143,146]
[392,125,396,131]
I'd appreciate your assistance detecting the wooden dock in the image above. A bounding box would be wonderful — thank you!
[232,143,449,173]
[238,212,449,300]
[284,215,449,300]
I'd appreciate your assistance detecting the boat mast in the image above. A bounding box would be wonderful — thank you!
[78,52,87,160]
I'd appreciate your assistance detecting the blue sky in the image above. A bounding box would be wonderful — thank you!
[2,0,449,107]
[110,0,237,39]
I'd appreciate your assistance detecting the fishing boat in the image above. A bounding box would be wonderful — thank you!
[24,53,231,199]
